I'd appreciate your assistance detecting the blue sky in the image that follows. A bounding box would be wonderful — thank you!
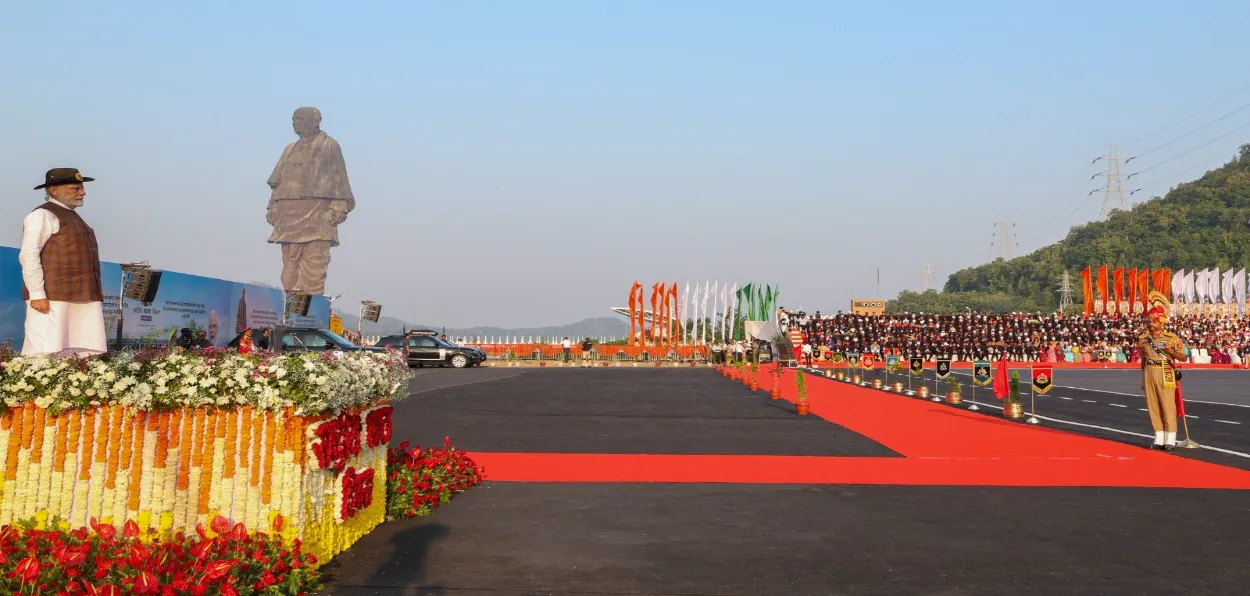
[3,1,1249,327]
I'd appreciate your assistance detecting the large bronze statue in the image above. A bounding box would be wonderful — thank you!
[266,107,355,295]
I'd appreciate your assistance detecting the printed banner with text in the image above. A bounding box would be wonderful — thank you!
[0,246,328,348]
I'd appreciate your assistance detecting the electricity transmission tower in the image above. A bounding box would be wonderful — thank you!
[991,220,1018,260]
[922,264,934,291]
[1058,270,1075,312]
[1091,143,1128,219]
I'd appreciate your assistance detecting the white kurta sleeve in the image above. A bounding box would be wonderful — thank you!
[18,209,58,301]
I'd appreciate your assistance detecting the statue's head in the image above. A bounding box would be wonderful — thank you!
[292,107,322,138]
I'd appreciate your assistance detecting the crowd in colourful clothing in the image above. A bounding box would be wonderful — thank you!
[777,309,1247,364]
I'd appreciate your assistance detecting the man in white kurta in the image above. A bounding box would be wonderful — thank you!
[19,168,108,356]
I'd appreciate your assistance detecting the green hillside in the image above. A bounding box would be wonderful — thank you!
[889,144,1250,314]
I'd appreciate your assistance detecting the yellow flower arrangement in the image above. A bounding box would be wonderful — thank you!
[0,401,391,567]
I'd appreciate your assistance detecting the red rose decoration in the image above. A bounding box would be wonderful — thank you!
[310,412,363,472]
[365,406,393,448]
[340,467,376,520]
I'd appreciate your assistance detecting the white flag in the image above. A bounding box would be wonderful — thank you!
[726,282,738,341]
[1171,270,1185,305]
[681,282,690,343]
[718,283,729,340]
[700,281,710,344]
[1194,270,1207,303]
[1210,268,1221,304]
[1223,268,1236,304]
[1237,268,1247,313]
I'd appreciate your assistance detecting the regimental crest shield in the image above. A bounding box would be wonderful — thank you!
[909,357,924,376]
[847,353,861,368]
[885,355,900,370]
[935,359,951,380]
[861,353,876,369]
[973,361,992,387]
[1032,366,1054,394]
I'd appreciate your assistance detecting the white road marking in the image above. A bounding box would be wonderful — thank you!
[928,399,1250,459]
[1058,396,1073,400]
[1186,415,1199,419]
[1138,408,1148,412]
[1214,419,1241,425]
[948,370,1250,408]
[1109,404,1127,408]
[1081,399,1097,403]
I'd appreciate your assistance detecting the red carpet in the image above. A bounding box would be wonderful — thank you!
[469,368,1250,489]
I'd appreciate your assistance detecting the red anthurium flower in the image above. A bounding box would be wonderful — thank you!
[209,515,230,536]
[123,520,141,539]
[14,555,41,582]
[202,560,234,582]
[133,570,160,595]
[271,514,284,533]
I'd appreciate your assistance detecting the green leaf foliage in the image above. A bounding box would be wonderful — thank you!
[902,145,1250,311]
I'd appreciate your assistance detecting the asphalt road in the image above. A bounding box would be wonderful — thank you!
[809,365,1250,468]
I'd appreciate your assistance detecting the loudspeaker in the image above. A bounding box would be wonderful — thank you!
[123,269,161,303]
[285,293,311,317]
[362,303,382,323]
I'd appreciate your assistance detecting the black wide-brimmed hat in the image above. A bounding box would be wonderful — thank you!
[34,167,95,190]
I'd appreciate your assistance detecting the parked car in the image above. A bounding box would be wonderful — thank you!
[227,326,384,354]
[373,330,487,368]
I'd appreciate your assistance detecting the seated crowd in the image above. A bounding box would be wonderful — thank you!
[777,309,1248,364]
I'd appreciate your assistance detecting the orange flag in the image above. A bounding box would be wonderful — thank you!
[650,283,660,343]
[1137,269,1150,310]
[1126,268,1137,311]
[1080,266,1093,315]
[1152,269,1172,300]
[1096,265,1109,314]
[1112,267,1125,315]
[628,282,641,346]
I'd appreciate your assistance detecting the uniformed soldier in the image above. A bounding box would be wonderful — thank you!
[1137,291,1188,450]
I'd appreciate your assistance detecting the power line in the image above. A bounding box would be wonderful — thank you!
[1126,119,1250,180]
[1125,99,1250,163]
[1126,83,1250,147]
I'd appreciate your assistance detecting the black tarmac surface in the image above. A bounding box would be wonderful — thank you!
[318,368,1250,596]
[391,368,897,456]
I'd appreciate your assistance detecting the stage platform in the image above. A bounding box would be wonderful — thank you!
[317,367,1250,595]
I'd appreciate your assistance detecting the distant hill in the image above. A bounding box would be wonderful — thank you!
[889,144,1250,313]
[333,312,629,340]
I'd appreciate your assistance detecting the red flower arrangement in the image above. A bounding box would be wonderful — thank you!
[310,412,362,473]
[385,437,484,519]
[365,407,393,448]
[340,467,376,521]
[0,515,319,595]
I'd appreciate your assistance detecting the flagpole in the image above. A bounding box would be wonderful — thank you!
[1027,366,1040,424]
[1181,416,1200,448]
[970,381,979,411]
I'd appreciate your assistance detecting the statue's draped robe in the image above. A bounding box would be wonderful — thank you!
[267,131,355,246]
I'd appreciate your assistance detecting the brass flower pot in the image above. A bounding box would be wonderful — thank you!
[917,386,930,399]
[945,392,962,405]
[852,374,861,385]
[871,378,882,389]
[835,371,845,381]
[892,382,904,393]
[1003,402,1025,419]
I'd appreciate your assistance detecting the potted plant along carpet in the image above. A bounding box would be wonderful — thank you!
[1003,371,1025,419]
[748,361,760,391]
[768,363,783,399]
[795,369,810,416]
[945,376,963,404]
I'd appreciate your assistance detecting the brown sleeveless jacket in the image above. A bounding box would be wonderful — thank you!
[21,202,104,302]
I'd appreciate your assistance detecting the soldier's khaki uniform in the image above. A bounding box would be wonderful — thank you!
[1137,329,1184,445]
